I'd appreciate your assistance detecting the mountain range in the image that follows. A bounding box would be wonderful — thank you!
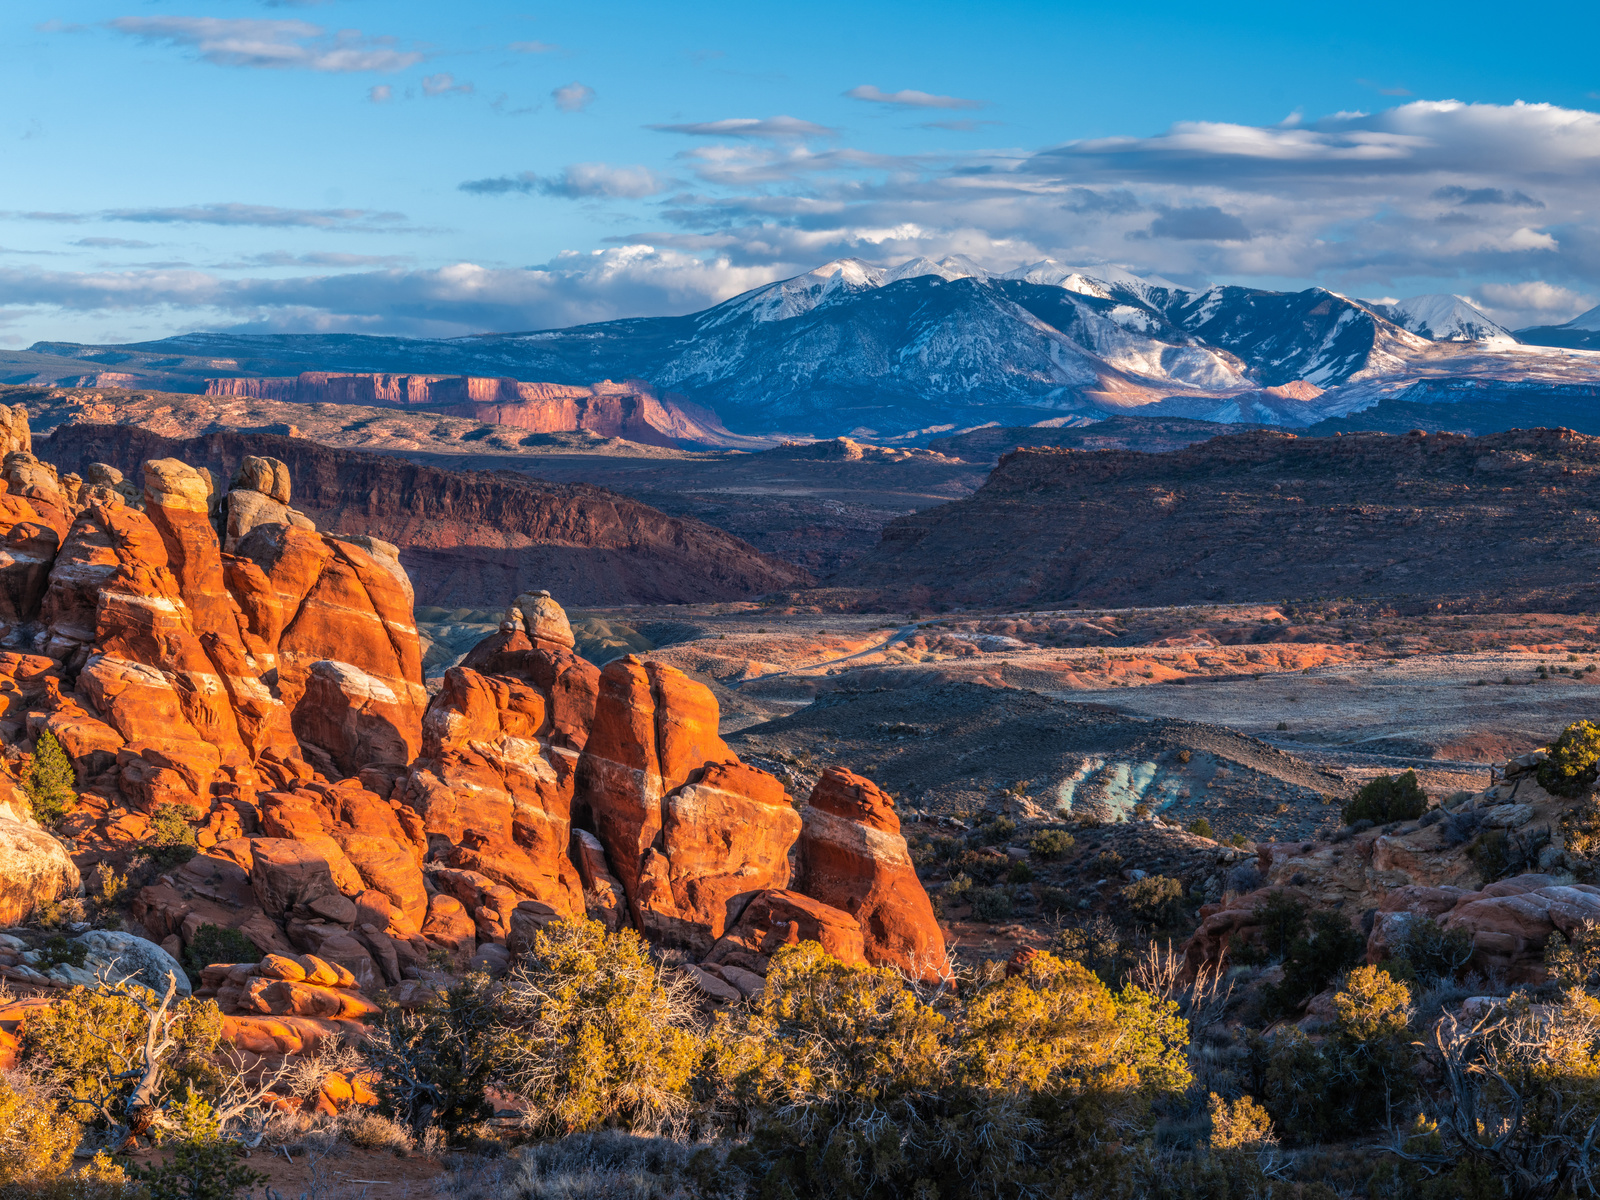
[14,256,1600,440]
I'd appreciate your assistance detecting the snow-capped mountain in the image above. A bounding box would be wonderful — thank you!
[1367,295,1516,345]
[26,256,1600,438]
[1519,302,1600,351]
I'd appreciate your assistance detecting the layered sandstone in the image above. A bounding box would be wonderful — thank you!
[844,426,1600,608]
[202,373,733,450]
[44,424,812,608]
[576,656,801,953]
[798,768,951,983]
[0,404,948,1033]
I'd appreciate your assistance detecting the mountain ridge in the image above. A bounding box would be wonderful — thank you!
[22,257,1600,439]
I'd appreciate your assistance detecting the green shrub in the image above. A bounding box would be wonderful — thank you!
[184,925,259,978]
[35,936,87,972]
[1028,829,1075,860]
[366,972,502,1144]
[1342,770,1427,825]
[1250,891,1309,962]
[976,816,1017,846]
[1122,875,1185,928]
[968,886,1015,923]
[1186,817,1214,839]
[1006,860,1034,884]
[0,1075,80,1187]
[21,983,225,1131]
[148,804,199,868]
[1389,916,1475,983]
[1268,911,1365,1014]
[497,919,699,1136]
[24,730,77,825]
[1538,720,1600,797]
[715,944,1190,1200]
[952,849,1007,885]
[129,1138,266,1200]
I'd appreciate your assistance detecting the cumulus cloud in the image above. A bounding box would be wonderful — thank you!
[845,85,985,110]
[14,204,408,230]
[368,85,392,103]
[552,82,595,113]
[1135,205,1251,241]
[648,116,836,139]
[459,163,667,199]
[422,73,472,97]
[1433,185,1545,208]
[15,97,1600,340]
[107,17,422,72]
[0,247,778,338]
[1475,280,1597,328]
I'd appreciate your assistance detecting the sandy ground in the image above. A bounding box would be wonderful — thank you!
[1056,650,1598,766]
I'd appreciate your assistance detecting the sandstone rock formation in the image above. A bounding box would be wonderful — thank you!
[576,657,801,953]
[0,405,946,1031]
[45,424,812,608]
[798,768,951,982]
[0,810,81,926]
[203,374,734,449]
[843,426,1600,609]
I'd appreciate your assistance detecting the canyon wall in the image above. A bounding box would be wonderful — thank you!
[843,426,1600,609]
[0,404,948,1025]
[42,424,812,607]
[204,373,733,449]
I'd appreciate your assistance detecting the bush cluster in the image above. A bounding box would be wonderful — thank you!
[1538,719,1600,797]
[1341,770,1427,826]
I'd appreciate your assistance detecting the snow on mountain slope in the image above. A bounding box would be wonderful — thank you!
[1374,295,1516,344]
[28,255,1600,439]
[1566,304,1600,333]
[704,258,886,327]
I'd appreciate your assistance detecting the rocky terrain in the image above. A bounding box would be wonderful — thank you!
[24,259,1600,440]
[208,372,744,449]
[926,415,1266,462]
[35,421,810,608]
[0,383,984,576]
[0,410,952,1068]
[840,426,1600,609]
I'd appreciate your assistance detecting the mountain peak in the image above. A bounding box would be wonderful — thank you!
[1371,294,1516,344]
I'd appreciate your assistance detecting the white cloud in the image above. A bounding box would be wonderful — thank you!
[552,82,595,113]
[0,247,777,337]
[509,40,563,54]
[1475,281,1598,328]
[845,85,985,110]
[422,73,472,97]
[368,84,392,103]
[107,16,421,73]
[459,163,667,199]
[12,203,409,230]
[648,116,836,139]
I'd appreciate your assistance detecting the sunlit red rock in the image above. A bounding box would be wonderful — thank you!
[797,768,951,983]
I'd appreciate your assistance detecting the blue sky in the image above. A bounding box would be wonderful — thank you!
[3,0,1600,344]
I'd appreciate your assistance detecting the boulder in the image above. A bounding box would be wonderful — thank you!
[0,815,81,926]
[510,590,576,651]
[636,760,802,954]
[796,769,951,983]
[73,930,190,995]
[578,657,797,952]
[704,888,869,976]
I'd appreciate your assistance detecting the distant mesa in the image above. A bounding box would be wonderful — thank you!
[204,372,741,449]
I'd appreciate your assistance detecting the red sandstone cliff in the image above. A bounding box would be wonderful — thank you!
[42,424,812,607]
[0,413,944,1018]
[203,373,733,449]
